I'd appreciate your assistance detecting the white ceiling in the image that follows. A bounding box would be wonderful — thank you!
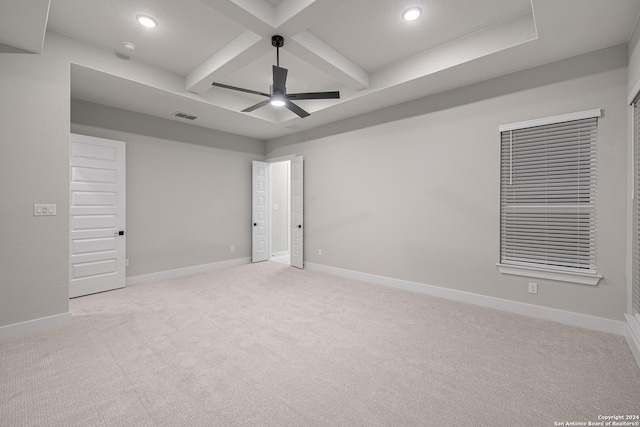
[1,0,639,140]
[308,0,532,72]
[0,0,49,53]
[48,0,246,76]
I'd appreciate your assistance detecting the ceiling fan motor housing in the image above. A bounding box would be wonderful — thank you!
[270,85,285,96]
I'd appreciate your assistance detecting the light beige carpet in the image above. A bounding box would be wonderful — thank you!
[1,261,639,426]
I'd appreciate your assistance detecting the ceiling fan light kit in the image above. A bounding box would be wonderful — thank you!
[211,35,340,118]
[270,95,286,107]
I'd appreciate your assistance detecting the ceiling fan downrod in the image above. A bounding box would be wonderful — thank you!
[272,35,284,67]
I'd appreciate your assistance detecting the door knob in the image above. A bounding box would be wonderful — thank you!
[298,224,302,229]
[114,230,125,236]
[253,223,257,226]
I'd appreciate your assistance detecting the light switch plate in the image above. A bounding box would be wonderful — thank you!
[34,204,56,216]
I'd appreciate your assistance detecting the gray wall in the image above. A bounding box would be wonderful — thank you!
[270,161,289,255]
[266,44,630,321]
[0,35,70,327]
[71,100,263,277]
[628,20,640,315]
[629,20,640,97]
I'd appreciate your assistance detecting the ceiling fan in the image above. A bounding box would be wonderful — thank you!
[211,35,340,118]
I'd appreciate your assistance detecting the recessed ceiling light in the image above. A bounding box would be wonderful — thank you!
[136,14,158,28]
[402,7,422,21]
[122,42,136,51]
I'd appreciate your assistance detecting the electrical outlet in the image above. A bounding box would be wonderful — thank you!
[230,245,235,252]
[34,204,56,216]
[528,282,538,294]
[318,249,322,256]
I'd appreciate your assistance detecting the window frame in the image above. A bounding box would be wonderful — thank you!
[496,109,602,286]
[633,97,640,317]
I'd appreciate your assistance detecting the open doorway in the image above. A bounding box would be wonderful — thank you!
[270,160,290,265]
[251,156,304,268]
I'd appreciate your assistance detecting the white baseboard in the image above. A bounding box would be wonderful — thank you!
[625,314,640,369]
[305,263,626,336]
[0,312,72,341]
[126,257,251,286]
[272,251,289,258]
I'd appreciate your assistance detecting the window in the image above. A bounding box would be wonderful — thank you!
[634,98,640,317]
[497,110,602,285]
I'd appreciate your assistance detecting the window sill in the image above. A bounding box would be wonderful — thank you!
[496,263,602,286]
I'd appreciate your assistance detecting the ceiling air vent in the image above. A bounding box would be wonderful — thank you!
[172,111,197,120]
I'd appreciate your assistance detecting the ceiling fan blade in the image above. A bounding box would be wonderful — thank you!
[272,65,288,94]
[212,82,270,98]
[287,91,340,100]
[242,99,271,113]
[285,100,310,118]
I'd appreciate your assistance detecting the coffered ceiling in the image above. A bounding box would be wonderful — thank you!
[1,0,639,139]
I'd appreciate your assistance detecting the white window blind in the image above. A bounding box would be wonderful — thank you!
[500,113,598,276]
[634,98,640,316]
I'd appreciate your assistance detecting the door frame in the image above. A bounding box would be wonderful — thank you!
[264,155,303,267]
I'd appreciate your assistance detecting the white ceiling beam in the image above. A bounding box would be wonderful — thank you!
[287,30,369,90]
[187,30,271,94]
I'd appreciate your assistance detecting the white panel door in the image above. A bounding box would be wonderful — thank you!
[252,161,269,263]
[70,134,126,298]
[290,156,304,269]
